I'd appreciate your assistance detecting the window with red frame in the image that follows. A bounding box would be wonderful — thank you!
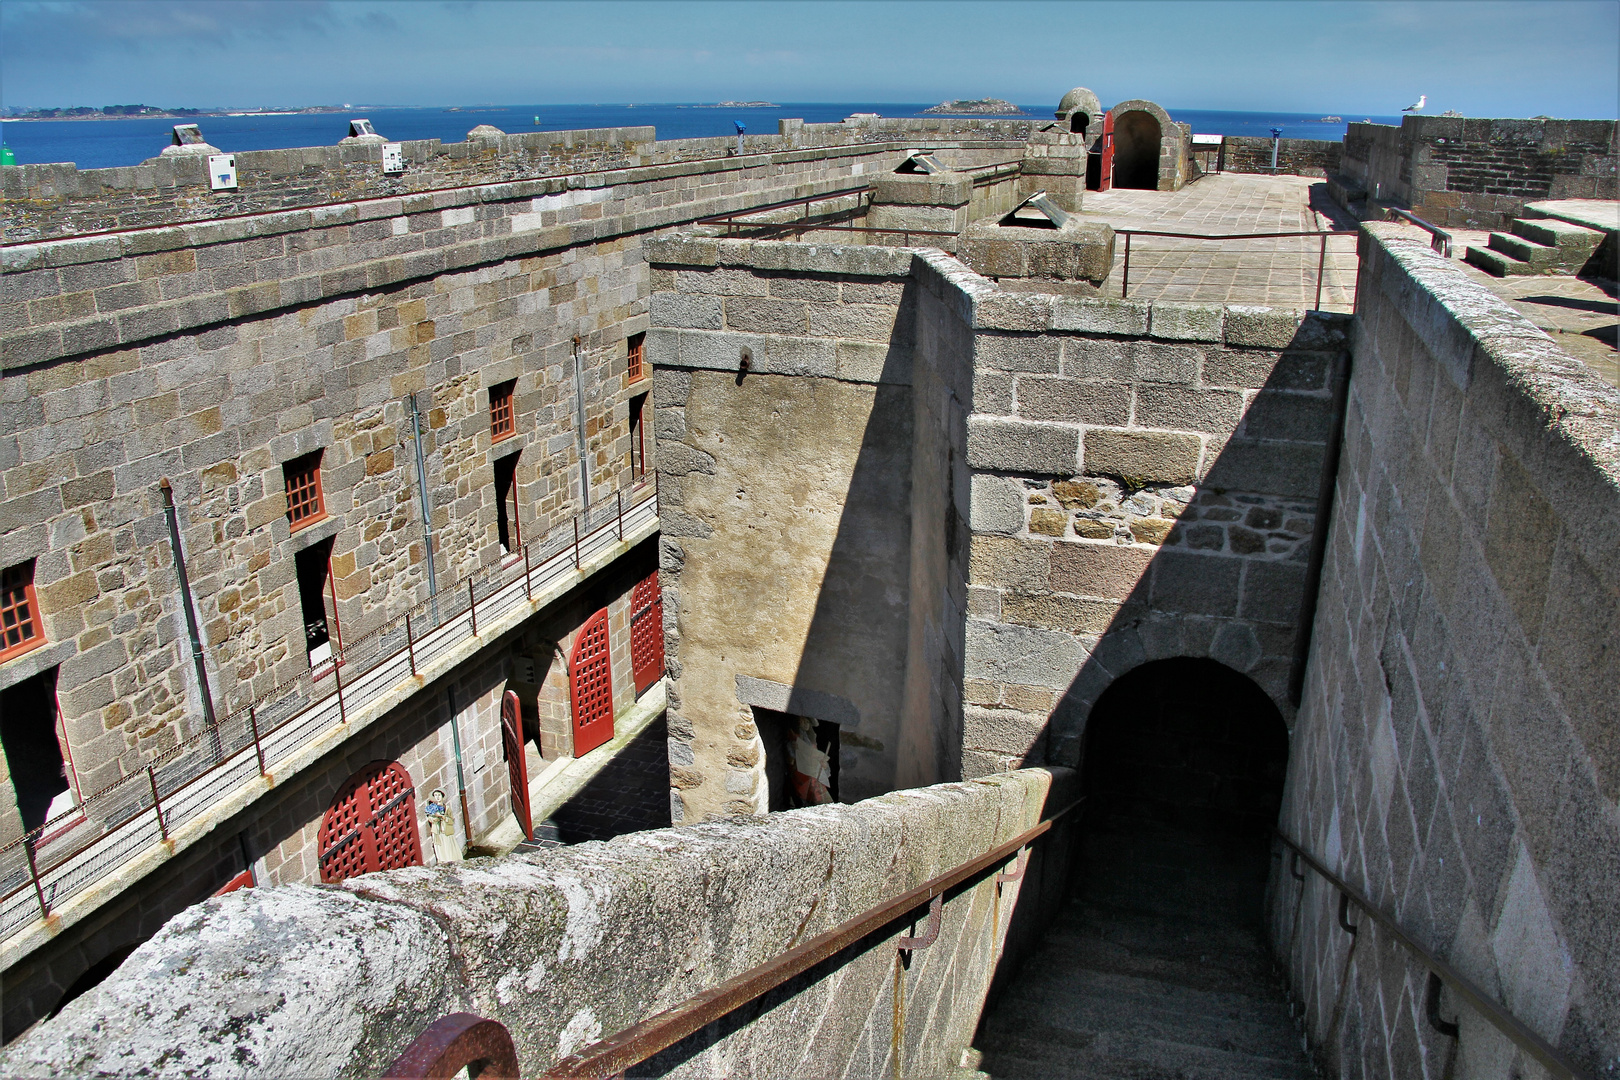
[0,561,44,663]
[490,380,516,442]
[283,450,326,530]
[626,332,647,383]
[1,667,77,836]
[494,451,521,557]
[629,393,648,480]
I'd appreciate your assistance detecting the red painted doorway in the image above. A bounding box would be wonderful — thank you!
[569,608,615,756]
[1099,109,1115,192]
[630,571,664,695]
[501,689,533,840]
[317,761,423,883]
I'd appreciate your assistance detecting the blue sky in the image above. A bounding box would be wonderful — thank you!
[3,0,1616,117]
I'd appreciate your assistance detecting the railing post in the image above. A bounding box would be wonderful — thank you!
[617,490,624,542]
[333,655,347,724]
[573,516,581,570]
[468,578,478,637]
[522,544,533,601]
[406,612,417,676]
[148,766,168,842]
[24,838,48,919]
[248,706,267,777]
[1122,232,1131,298]
[1315,232,1328,311]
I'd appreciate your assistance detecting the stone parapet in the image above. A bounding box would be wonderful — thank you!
[0,767,1078,1080]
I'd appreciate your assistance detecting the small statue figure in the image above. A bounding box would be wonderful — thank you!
[423,789,463,864]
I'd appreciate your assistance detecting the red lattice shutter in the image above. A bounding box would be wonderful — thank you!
[1099,109,1116,192]
[630,571,664,695]
[502,690,533,840]
[569,609,615,756]
[318,761,423,884]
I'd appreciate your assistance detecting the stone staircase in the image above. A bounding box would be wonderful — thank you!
[973,823,1316,1080]
[1465,216,1606,277]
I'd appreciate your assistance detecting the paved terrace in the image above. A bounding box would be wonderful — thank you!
[1074,173,1360,312]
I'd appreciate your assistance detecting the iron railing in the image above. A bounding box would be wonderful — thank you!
[0,481,659,952]
[386,795,1086,1079]
[1384,208,1455,258]
[1116,229,1361,311]
[1275,832,1592,1080]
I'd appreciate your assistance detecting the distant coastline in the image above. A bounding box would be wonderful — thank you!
[4,105,358,123]
[922,98,1027,115]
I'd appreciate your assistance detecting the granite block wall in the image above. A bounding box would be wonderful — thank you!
[1219,136,1344,179]
[1273,224,1620,1078]
[1339,117,1620,229]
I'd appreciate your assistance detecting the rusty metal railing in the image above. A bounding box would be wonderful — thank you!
[1384,208,1454,257]
[1276,832,1593,1080]
[1115,229,1360,311]
[386,794,1085,1079]
[695,185,872,236]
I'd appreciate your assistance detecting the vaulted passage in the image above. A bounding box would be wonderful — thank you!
[1112,110,1162,189]
[977,659,1310,1077]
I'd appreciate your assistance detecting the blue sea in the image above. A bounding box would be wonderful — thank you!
[0,104,1404,170]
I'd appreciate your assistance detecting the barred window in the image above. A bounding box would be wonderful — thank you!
[0,561,44,662]
[626,332,647,383]
[283,451,326,530]
[490,380,516,442]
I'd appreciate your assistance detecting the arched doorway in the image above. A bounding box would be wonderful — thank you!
[317,760,423,883]
[1111,110,1162,189]
[1078,657,1288,925]
[569,608,615,756]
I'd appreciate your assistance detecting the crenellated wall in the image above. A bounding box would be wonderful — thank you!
[1274,225,1620,1078]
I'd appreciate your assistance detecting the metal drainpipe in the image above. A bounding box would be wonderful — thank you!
[571,335,592,511]
[158,478,219,736]
[407,393,440,623]
[445,687,473,846]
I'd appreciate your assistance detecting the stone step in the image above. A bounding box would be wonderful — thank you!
[1464,244,1535,277]
[1488,231,1562,269]
[979,1028,1316,1080]
[1511,216,1606,256]
[990,963,1298,1037]
[1033,924,1283,996]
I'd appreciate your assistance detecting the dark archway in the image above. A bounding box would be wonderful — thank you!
[1078,657,1288,927]
[1112,110,1162,189]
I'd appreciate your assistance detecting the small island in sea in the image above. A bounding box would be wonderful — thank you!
[698,101,779,108]
[922,99,1027,115]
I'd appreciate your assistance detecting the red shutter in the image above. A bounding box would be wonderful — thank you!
[318,761,423,884]
[630,571,664,695]
[502,690,533,840]
[569,609,615,756]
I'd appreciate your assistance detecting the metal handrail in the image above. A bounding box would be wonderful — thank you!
[1115,228,1359,310]
[387,795,1085,1079]
[1275,832,1593,1080]
[1384,208,1454,257]
[695,185,871,235]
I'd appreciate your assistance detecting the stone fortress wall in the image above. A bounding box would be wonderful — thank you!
[1276,225,1620,1078]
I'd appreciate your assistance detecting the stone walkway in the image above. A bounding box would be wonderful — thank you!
[516,714,672,850]
[1075,174,1360,312]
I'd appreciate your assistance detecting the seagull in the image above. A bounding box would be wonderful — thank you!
[1402,95,1427,113]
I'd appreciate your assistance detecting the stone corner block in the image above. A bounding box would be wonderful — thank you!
[970,473,1026,535]
[1081,428,1201,485]
[967,417,1079,476]
[1149,301,1224,342]
[973,292,1054,332]
[1049,297,1150,336]
[1222,305,1306,349]
[645,234,720,268]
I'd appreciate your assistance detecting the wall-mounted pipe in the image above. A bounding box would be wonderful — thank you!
[158,479,218,737]
[445,687,473,845]
[407,393,440,623]
[572,335,592,511]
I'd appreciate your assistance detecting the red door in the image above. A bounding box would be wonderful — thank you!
[1099,110,1115,192]
[501,689,532,840]
[569,609,615,756]
[317,761,423,883]
[630,571,664,695]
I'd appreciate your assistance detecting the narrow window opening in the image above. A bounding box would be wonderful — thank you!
[629,393,648,481]
[1,667,77,836]
[494,451,521,558]
[0,560,45,663]
[490,379,516,442]
[626,332,647,383]
[752,708,839,811]
[295,537,340,673]
[283,450,326,531]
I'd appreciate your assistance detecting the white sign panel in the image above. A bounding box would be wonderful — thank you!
[208,154,238,191]
[382,143,404,174]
